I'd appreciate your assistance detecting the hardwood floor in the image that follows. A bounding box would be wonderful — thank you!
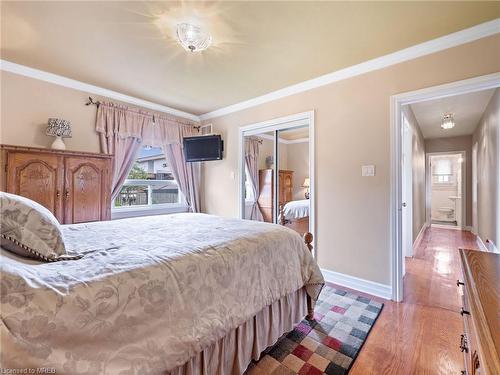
[346,227,479,375]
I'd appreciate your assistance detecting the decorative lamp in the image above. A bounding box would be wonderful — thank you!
[176,23,212,52]
[302,177,310,199]
[46,118,72,150]
[441,113,455,130]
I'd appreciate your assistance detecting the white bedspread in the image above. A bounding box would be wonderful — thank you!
[1,213,323,374]
[282,199,310,220]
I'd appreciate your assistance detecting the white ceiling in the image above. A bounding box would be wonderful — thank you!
[2,1,499,115]
[409,89,496,139]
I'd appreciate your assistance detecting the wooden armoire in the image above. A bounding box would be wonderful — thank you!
[258,169,293,223]
[1,145,113,224]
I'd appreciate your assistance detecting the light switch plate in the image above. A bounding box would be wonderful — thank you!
[362,165,375,177]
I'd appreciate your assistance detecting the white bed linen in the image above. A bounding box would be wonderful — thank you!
[1,213,323,374]
[282,199,310,220]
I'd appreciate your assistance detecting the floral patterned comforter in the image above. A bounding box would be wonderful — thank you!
[0,213,324,374]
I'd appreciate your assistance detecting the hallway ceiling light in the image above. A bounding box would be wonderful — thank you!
[441,113,455,130]
[176,23,212,52]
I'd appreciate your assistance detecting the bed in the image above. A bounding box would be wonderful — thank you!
[279,199,310,235]
[0,213,323,374]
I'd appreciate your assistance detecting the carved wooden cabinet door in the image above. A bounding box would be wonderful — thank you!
[64,156,111,224]
[279,171,293,205]
[6,152,64,221]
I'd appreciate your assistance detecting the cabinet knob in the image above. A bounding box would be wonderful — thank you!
[65,190,69,199]
[460,307,470,316]
[56,191,60,198]
[456,280,464,287]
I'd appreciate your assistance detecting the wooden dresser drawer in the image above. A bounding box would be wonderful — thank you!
[458,249,500,375]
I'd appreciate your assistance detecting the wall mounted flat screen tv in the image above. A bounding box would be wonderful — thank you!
[183,135,223,162]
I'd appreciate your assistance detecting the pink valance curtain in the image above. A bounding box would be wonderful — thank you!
[95,102,201,211]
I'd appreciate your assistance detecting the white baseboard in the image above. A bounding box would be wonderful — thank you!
[488,240,499,253]
[321,268,392,300]
[431,224,463,230]
[476,236,499,253]
[413,223,429,251]
[476,236,488,251]
[465,226,473,232]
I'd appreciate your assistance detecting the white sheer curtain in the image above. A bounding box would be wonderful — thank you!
[245,137,263,221]
[155,118,201,213]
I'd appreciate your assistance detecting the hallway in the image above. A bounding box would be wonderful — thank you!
[349,227,480,375]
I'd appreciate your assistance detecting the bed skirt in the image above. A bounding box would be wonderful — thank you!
[169,287,307,375]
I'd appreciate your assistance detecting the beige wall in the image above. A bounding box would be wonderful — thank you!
[287,142,309,201]
[473,88,499,247]
[257,138,274,170]
[255,137,308,200]
[203,34,500,285]
[425,135,473,227]
[1,71,101,152]
[0,71,191,153]
[403,106,426,242]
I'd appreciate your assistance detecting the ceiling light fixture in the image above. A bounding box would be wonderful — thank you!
[441,113,455,130]
[176,23,212,52]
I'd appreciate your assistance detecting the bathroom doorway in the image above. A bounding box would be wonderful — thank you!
[427,152,466,229]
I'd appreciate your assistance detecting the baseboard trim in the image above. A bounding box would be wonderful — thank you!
[476,236,499,253]
[488,240,499,253]
[321,268,392,300]
[476,236,488,251]
[413,223,429,251]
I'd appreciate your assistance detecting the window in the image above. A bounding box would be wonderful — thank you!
[432,158,455,185]
[112,147,186,217]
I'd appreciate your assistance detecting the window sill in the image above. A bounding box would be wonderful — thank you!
[111,204,189,220]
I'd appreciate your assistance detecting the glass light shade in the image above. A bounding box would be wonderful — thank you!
[302,178,310,188]
[176,23,212,52]
[441,114,455,130]
[46,118,72,138]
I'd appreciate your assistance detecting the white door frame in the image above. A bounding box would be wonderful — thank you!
[426,151,467,229]
[471,142,478,235]
[390,72,500,302]
[238,110,316,254]
[401,113,413,263]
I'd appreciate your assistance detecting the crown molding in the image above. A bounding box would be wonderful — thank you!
[0,59,200,122]
[259,133,309,144]
[200,18,500,121]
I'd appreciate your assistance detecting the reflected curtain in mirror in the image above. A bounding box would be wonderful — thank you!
[245,137,264,221]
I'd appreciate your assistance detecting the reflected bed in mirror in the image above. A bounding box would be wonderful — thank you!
[279,199,310,235]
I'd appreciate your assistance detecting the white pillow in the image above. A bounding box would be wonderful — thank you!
[0,192,81,262]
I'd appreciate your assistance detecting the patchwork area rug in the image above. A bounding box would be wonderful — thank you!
[246,284,384,375]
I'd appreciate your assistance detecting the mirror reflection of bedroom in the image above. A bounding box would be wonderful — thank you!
[243,124,310,236]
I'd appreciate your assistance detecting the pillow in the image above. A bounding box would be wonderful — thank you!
[0,192,81,262]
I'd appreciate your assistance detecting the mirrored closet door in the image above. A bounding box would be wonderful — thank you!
[276,126,310,235]
[240,112,314,239]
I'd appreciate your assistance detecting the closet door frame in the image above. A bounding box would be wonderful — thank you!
[238,110,316,256]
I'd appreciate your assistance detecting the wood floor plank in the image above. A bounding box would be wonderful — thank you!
[345,227,479,375]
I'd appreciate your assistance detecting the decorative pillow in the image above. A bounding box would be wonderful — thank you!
[0,192,81,262]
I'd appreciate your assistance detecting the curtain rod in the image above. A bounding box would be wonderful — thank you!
[85,96,200,131]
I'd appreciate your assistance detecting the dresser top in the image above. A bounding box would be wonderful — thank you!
[459,248,500,374]
[1,144,113,158]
